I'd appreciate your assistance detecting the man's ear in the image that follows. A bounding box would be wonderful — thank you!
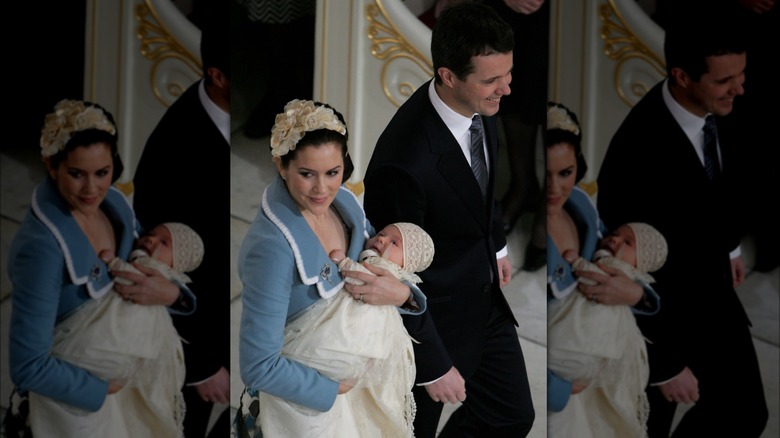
[438,67,457,89]
[670,67,690,88]
[207,67,228,90]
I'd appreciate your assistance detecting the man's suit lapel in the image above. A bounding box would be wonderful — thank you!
[421,103,488,228]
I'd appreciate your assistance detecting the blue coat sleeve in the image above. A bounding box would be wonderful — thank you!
[238,224,339,412]
[8,229,108,412]
[398,282,427,315]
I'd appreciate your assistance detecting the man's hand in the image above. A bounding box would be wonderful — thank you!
[738,0,776,14]
[194,366,230,404]
[731,256,746,288]
[497,256,513,287]
[504,0,545,14]
[424,367,466,404]
[659,367,699,404]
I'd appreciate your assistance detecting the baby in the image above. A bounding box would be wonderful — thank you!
[563,222,668,287]
[330,221,433,296]
[255,222,434,438]
[104,222,204,289]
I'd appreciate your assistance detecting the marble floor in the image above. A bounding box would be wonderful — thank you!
[1,135,777,437]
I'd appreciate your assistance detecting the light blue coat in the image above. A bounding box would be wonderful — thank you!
[238,176,426,412]
[8,177,195,412]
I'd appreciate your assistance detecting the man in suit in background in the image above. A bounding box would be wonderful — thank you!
[133,18,231,437]
[362,3,535,436]
[597,13,768,437]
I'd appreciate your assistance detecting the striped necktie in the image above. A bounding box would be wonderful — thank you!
[703,115,721,181]
[470,115,488,199]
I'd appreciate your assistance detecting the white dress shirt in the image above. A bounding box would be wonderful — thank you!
[198,79,230,145]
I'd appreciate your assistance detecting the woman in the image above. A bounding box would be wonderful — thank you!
[7,100,195,437]
[237,100,426,437]
[545,102,659,437]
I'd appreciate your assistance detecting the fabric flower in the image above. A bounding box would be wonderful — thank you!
[547,105,580,136]
[40,100,116,157]
[270,99,347,157]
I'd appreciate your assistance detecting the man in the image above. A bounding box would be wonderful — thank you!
[597,15,768,437]
[132,21,231,437]
[362,3,535,436]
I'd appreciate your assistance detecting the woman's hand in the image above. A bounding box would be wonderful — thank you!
[342,262,410,306]
[338,381,354,395]
[112,262,179,306]
[107,380,124,395]
[571,381,587,395]
[575,263,643,306]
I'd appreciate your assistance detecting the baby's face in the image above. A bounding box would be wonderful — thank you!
[136,224,174,268]
[366,225,405,267]
[599,225,637,268]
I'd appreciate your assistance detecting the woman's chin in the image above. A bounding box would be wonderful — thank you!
[546,202,563,216]
[72,202,103,216]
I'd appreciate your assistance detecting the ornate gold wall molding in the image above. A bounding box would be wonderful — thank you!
[599,0,665,106]
[136,1,200,107]
[366,0,432,107]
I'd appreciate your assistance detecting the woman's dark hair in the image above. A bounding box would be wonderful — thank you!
[431,2,514,84]
[278,102,354,183]
[45,101,124,183]
[546,102,587,183]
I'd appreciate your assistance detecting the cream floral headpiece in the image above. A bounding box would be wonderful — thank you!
[40,99,116,157]
[270,99,347,157]
[547,105,580,136]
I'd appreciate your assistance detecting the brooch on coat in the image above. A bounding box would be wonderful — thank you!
[553,263,566,281]
[90,263,102,281]
[320,264,333,285]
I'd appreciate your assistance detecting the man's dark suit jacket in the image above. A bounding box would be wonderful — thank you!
[597,81,748,383]
[133,81,230,386]
[364,80,516,383]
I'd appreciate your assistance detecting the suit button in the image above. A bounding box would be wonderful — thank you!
[483,284,491,293]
